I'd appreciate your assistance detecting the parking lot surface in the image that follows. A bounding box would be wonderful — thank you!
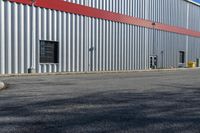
[0,69,200,133]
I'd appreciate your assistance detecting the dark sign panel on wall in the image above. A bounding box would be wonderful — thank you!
[40,41,59,63]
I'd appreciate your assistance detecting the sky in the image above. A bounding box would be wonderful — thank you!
[193,0,200,3]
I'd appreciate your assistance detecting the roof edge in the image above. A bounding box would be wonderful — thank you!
[185,0,200,7]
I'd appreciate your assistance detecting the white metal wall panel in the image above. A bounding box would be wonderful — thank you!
[0,0,200,75]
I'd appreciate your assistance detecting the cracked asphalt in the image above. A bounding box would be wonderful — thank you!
[0,69,200,133]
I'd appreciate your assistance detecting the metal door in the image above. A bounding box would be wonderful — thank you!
[150,55,158,69]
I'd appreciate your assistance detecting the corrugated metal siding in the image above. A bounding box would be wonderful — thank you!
[0,0,200,74]
[188,3,200,32]
[65,0,199,32]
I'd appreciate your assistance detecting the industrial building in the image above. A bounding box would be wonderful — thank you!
[0,0,200,75]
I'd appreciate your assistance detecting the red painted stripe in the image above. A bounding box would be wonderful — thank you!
[9,0,32,5]
[8,0,200,38]
[35,0,154,28]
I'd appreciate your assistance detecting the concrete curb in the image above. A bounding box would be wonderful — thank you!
[0,68,199,77]
[0,82,7,91]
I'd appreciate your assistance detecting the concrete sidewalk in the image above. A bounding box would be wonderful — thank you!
[0,67,199,78]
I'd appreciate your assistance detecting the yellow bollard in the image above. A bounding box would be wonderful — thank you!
[187,61,196,68]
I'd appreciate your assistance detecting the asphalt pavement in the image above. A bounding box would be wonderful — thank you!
[0,69,200,133]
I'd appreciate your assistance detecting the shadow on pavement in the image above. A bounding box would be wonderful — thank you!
[0,85,200,133]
